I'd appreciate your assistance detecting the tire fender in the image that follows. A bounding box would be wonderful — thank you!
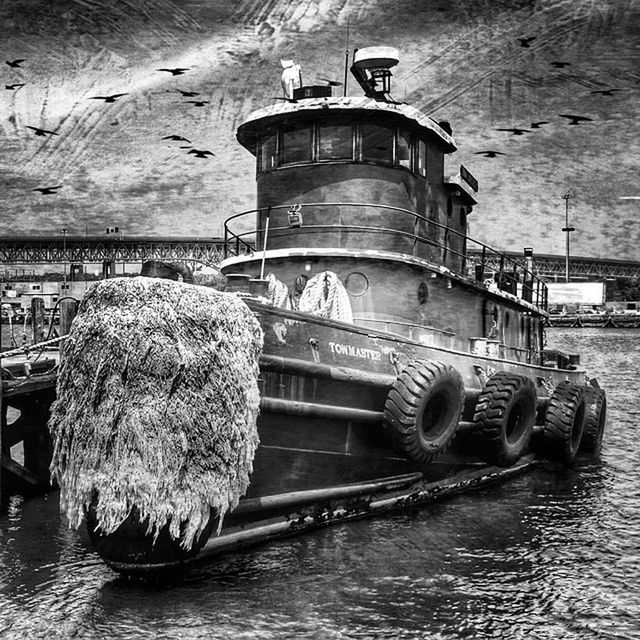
[579,387,607,454]
[383,360,464,465]
[542,381,587,463]
[471,371,537,467]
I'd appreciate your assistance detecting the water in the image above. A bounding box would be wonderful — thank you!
[1,328,638,639]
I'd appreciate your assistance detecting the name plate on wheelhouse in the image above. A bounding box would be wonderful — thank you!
[329,341,382,361]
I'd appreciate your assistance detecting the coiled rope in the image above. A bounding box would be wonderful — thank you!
[266,273,291,309]
[298,271,353,323]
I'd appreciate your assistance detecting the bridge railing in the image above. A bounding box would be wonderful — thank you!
[223,202,548,309]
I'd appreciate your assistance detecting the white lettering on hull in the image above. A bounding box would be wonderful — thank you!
[328,341,382,362]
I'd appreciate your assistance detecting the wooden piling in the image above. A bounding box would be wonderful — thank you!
[31,297,45,344]
[59,298,78,338]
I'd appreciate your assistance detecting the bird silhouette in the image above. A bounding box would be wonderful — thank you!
[26,125,58,137]
[173,89,199,97]
[90,93,127,102]
[530,121,550,129]
[186,100,209,107]
[496,128,529,135]
[33,185,62,195]
[162,135,191,143]
[559,114,593,125]
[318,77,343,87]
[590,88,621,96]
[158,68,190,76]
[474,151,506,158]
[518,37,536,47]
[550,61,571,68]
[187,149,215,158]
[6,59,25,68]
[5,83,25,90]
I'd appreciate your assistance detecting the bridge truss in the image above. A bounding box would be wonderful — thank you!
[0,236,638,280]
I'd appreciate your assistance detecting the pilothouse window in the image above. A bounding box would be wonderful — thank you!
[417,139,427,177]
[361,124,393,163]
[256,119,429,175]
[397,129,411,168]
[258,134,277,171]
[281,125,312,164]
[318,124,353,160]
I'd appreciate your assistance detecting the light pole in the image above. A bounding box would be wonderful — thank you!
[62,228,68,287]
[561,193,575,283]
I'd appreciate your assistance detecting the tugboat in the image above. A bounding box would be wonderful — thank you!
[84,47,607,575]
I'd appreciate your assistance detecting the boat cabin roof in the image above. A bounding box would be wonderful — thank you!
[236,96,457,154]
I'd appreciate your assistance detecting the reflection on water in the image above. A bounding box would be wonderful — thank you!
[1,328,639,639]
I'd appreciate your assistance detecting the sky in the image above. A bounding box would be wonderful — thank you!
[1,0,639,260]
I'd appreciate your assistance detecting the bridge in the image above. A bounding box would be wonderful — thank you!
[0,235,227,269]
[0,235,638,280]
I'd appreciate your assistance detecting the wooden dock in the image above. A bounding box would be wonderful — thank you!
[0,297,76,509]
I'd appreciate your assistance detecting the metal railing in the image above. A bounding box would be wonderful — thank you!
[223,202,548,309]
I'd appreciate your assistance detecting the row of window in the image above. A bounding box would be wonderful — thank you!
[257,121,429,176]
[1,284,70,293]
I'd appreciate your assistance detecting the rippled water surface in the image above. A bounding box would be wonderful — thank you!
[1,328,639,639]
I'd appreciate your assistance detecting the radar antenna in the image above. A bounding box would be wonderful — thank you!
[350,46,399,102]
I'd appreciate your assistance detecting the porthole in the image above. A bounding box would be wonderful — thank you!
[345,272,369,297]
[418,282,429,305]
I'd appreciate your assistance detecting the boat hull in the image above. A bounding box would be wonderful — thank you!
[86,301,586,576]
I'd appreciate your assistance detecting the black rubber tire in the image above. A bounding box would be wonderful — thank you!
[471,372,537,467]
[542,381,587,464]
[579,387,607,454]
[383,360,464,465]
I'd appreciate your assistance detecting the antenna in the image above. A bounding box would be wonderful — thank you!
[343,18,350,97]
[350,46,399,102]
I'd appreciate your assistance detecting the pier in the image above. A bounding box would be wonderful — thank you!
[0,298,77,507]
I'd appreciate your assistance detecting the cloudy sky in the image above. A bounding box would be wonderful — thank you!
[1,0,638,259]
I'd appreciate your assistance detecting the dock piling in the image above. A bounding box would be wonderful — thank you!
[31,297,45,343]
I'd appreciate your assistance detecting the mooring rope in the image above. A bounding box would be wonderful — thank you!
[0,335,64,359]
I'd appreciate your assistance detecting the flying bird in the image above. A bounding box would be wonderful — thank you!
[173,89,199,97]
[26,125,58,137]
[590,88,621,96]
[90,93,127,102]
[158,68,190,75]
[186,100,209,107]
[5,83,25,90]
[559,114,593,125]
[6,59,25,68]
[187,148,215,158]
[550,61,571,68]
[162,135,191,143]
[496,128,529,135]
[530,121,550,129]
[318,77,343,87]
[33,185,62,195]
[518,37,536,48]
[474,151,506,158]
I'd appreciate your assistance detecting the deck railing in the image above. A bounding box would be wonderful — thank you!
[223,202,548,309]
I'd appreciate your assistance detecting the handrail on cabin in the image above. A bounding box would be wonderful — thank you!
[223,202,548,310]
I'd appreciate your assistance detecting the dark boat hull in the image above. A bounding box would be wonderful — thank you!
[87,301,584,576]
[91,457,539,577]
